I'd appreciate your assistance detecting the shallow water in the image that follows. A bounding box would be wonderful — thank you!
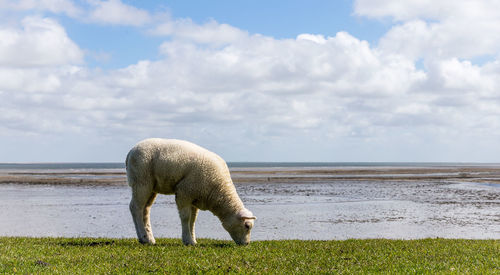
[0,179,498,240]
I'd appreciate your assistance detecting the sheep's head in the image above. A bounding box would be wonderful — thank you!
[223,208,256,245]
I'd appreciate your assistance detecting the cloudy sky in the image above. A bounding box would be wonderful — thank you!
[1,0,500,163]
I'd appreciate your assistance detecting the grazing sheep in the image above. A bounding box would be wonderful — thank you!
[126,138,256,245]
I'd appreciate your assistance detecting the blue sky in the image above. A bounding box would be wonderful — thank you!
[1,0,500,162]
[63,0,390,69]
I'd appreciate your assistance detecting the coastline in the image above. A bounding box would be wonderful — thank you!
[1,164,498,240]
[2,165,500,185]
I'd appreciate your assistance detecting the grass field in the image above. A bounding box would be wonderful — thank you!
[0,237,498,274]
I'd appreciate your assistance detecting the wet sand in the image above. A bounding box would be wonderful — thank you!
[3,165,500,185]
[0,165,499,240]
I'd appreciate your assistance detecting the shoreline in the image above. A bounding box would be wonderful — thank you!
[1,166,500,185]
[1,166,498,240]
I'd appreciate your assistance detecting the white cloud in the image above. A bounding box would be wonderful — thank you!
[114,19,500,160]
[0,67,61,93]
[354,0,500,22]
[1,26,430,146]
[379,19,500,61]
[296,34,327,44]
[3,4,500,161]
[0,0,82,17]
[430,59,484,91]
[0,22,419,141]
[151,18,249,45]
[0,16,84,67]
[88,0,151,26]
[357,0,500,60]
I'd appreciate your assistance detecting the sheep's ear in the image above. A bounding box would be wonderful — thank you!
[239,209,257,220]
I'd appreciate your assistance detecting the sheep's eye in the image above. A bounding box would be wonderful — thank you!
[244,222,251,230]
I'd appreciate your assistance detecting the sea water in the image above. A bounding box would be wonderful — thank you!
[0,163,499,240]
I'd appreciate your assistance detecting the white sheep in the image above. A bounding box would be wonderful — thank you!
[126,138,256,245]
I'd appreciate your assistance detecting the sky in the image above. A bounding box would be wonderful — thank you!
[1,0,500,163]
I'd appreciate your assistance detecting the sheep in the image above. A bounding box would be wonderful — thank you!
[125,138,256,246]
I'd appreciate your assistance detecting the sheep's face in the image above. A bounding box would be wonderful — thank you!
[223,209,256,245]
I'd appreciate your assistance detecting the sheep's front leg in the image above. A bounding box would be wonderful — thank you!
[190,206,199,244]
[176,202,197,246]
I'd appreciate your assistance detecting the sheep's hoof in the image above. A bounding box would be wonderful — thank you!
[182,240,197,246]
[138,239,156,245]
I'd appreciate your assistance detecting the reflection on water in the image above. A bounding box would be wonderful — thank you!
[0,179,498,240]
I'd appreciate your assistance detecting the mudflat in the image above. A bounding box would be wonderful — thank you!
[0,164,498,240]
[2,165,500,185]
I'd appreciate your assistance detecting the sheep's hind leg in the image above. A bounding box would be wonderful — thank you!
[143,192,157,242]
[130,186,156,245]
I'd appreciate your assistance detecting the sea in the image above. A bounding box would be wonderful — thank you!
[0,162,499,241]
[0,162,497,169]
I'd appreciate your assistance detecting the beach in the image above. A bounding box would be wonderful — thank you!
[3,163,500,185]
[0,163,499,240]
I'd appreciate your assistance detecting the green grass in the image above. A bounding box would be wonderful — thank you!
[0,238,498,274]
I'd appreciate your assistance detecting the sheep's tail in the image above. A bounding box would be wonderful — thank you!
[125,150,130,169]
[125,149,133,187]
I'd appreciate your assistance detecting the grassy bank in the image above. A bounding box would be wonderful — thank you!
[1,238,498,274]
